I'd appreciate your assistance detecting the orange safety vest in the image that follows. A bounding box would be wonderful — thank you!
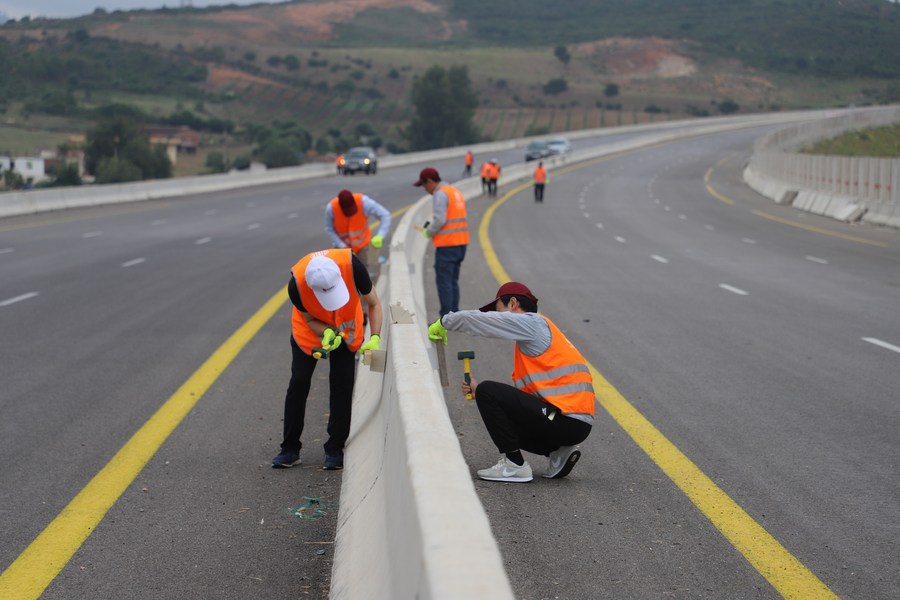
[465,152,473,167]
[432,184,469,247]
[486,163,499,180]
[480,163,490,178]
[511,315,595,416]
[290,249,364,354]
[534,166,546,184]
[329,193,372,252]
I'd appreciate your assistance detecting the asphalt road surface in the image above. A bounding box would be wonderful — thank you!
[1,124,898,599]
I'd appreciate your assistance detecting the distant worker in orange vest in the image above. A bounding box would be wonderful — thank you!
[464,150,474,177]
[533,161,547,203]
[486,159,501,197]
[325,189,392,270]
[427,281,594,483]
[479,161,490,194]
[335,154,344,175]
[272,248,383,470]
[414,167,469,317]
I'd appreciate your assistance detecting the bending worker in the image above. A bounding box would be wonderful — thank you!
[272,248,382,470]
[325,189,391,270]
[414,167,469,317]
[428,282,594,483]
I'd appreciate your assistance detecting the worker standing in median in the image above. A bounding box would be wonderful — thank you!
[428,282,594,483]
[325,189,391,271]
[414,167,469,317]
[464,149,474,177]
[272,248,383,470]
[533,160,547,203]
[479,161,490,194]
[486,159,500,197]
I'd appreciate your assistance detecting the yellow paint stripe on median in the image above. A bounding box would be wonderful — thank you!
[0,288,289,599]
[480,172,837,599]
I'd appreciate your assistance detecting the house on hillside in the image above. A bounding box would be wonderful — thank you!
[1,155,48,184]
[143,125,201,165]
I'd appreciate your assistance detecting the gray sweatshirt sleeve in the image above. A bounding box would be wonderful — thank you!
[362,195,392,238]
[426,187,449,237]
[323,203,347,248]
[441,310,551,357]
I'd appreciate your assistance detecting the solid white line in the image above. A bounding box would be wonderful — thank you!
[82,232,102,238]
[719,284,748,296]
[0,247,14,254]
[248,223,260,230]
[196,237,212,245]
[122,258,146,268]
[862,337,900,355]
[0,292,39,307]
[615,236,626,244]
[805,256,829,265]
[651,255,669,264]
[742,238,757,245]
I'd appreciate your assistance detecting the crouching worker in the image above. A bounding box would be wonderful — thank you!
[428,282,594,483]
[272,248,382,471]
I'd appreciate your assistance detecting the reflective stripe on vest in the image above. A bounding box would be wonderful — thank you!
[432,184,469,247]
[290,248,364,353]
[330,194,372,252]
[511,315,595,415]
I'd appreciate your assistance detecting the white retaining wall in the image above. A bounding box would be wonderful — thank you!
[744,106,900,227]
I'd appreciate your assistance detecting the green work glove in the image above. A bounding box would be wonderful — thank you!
[358,334,380,353]
[427,318,448,345]
[371,235,384,249]
[321,328,343,351]
[421,228,430,239]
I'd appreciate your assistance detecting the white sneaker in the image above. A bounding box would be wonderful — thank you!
[544,445,581,479]
[477,456,533,483]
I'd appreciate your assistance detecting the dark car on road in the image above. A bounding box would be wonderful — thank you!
[525,140,552,162]
[341,146,378,175]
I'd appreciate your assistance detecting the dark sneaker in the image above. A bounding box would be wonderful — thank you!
[543,445,581,479]
[272,451,301,469]
[323,451,344,470]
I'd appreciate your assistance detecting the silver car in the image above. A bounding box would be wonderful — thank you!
[547,137,572,155]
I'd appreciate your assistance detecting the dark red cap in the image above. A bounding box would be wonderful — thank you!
[337,189,357,216]
[479,282,539,312]
[413,167,440,187]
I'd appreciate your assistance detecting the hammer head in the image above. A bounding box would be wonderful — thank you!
[312,347,329,359]
[457,350,475,360]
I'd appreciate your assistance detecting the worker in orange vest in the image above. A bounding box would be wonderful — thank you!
[272,248,383,470]
[414,167,469,316]
[486,159,500,197]
[533,161,547,203]
[335,153,344,175]
[325,189,391,270]
[428,281,594,483]
[464,150,474,177]
[479,161,490,194]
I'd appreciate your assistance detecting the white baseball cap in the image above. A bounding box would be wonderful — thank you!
[305,256,349,311]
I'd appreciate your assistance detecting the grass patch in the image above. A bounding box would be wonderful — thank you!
[802,124,900,158]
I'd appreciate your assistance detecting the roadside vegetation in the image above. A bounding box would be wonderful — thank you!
[802,124,900,158]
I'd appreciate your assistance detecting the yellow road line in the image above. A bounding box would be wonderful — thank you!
[705,164,886,248]
[480,171,838,599]
[0,288,289,599]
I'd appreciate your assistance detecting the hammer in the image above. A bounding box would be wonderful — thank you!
[311,347,329,360]
[457,350,475,400]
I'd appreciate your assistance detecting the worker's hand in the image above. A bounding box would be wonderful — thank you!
[427,318,447,345]
[371,235,384,249]
[462,375,477,399]
[358,334,380,354]
[421,228,430,239]
[321,328,342,351]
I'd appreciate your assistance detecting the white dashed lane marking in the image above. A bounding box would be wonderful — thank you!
[615,236,626,244]
[0,292,39,307]
[0,247,14,254]
[651,255,669,264]
[805,256,829,265]
[196,237,212,245]
[151,219,167,226]
[121,258,146,268]
[705,225,715,231]
[248,223,260,230]
[596,223,604,229]
[862,338,900,355]
[82,232,102,238]
[719,284,748,296]
[742,238,757,245]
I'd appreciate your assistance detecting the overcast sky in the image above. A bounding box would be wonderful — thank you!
[0,1,276,20]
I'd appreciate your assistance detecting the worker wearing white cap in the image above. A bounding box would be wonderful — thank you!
[272,248,382,470]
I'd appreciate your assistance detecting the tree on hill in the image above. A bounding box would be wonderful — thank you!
[85,116,171,183]
[406,65,480,151]
[554,45,570,65]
